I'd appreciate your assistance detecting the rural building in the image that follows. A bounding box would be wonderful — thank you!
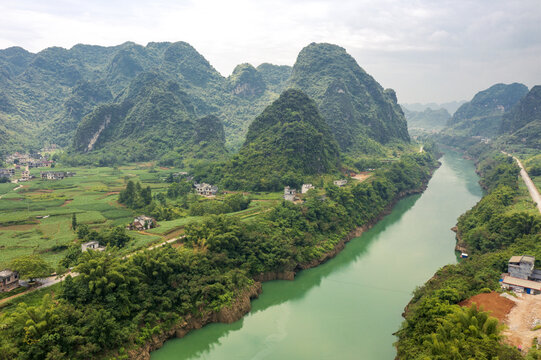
[501,255,541,294]
[81,241,105,252]
[0,168,14,178]
[283,186,296,201]
[301,184,315,194]
[40,171,75,180]
[127,215,157,231]
[194,183,218,196]
[20,170,31,181]
[333,179,347,187]
[0,270,20,292]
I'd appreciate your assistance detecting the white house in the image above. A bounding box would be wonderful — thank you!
[81,241,105,252]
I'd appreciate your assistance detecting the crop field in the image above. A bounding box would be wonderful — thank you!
[0,164,289,269]
[0,164,178,268]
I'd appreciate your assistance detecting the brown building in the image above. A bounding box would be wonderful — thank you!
[127,215,157,231]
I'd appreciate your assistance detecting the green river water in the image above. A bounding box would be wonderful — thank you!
[151,150,483,360]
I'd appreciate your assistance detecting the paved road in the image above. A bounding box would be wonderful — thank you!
[504,152,541,214]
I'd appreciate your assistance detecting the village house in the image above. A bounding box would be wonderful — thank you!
[333,179,348,187]
[0,168,14,178]
[81,241,105,252]
[301,184,315,194]
[283,186,296,201]
[194,183,218,196]
[501,255,541,295]
[0,269,20,292]
[20,170,31,181]
[40,171,75,180]
[127,215,157,231]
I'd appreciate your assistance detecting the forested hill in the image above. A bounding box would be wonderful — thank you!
[69,72,227,165]
[222,89,341,190]
[288,43,410,155]
[0,41,412,161]
[0,41,291,155]
[443,83,528,138]
[498,85,541,151]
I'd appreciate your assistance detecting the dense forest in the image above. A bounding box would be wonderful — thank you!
[0,151,438,359]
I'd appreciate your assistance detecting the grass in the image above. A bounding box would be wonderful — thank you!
[0,283,62,315]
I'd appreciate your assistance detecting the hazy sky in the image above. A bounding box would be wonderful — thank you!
[0,0,540,103]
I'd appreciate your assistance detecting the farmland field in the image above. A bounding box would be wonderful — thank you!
[0,165,180,268]
[0,165,291,269]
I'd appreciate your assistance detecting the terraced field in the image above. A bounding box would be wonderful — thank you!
[0,165,176,267]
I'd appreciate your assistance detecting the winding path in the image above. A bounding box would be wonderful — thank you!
[504,152,541,214]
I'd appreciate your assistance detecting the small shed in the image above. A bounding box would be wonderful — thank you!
[81,241,104,252]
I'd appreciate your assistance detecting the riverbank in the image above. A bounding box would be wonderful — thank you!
[150,149,482,360]
[128,283,263,360]
[394,146,540,359]
[135,167,437,359]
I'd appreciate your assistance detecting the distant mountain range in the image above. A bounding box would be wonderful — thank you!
[0,41,410,163]
[401,101,466,116]
[444,83,529,138]
[438,83,540,152]
[402,107,450,133]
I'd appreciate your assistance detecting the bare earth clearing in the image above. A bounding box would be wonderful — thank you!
[460,292,541,351]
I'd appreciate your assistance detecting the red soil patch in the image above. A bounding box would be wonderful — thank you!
[105,191,120,196]
[165,228,185,240]
[0,224,36,231]
[459,292,516,321]
[60,199,73,207]
[159,167,170,170]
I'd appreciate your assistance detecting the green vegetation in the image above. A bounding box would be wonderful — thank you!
[395,145,541,360]
[118,180,152,209]
[0,151,438,359]
[9,255,52,282]
[221,89,341,190]
[0,41,412,161]
[288,43,409,154]
[498,85,541,152]
[0,165,176,268]
[0,41,290,156]
[443,83,528,138]
[69,72,228,165]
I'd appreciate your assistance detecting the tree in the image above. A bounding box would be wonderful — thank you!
[10,255,52,282]
[72,213,77,230]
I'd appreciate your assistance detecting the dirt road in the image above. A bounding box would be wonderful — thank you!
[503,294,541,351]
[504,152,541,214]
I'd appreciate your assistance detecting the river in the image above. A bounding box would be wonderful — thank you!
[151,150,483,360]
